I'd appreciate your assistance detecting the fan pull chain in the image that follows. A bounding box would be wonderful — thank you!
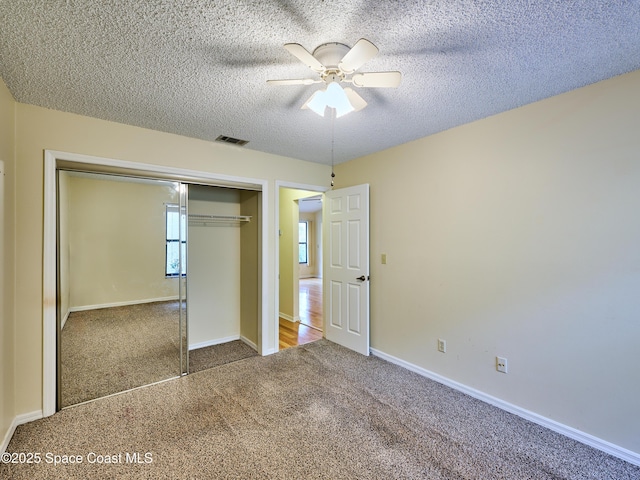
[331,110,336,187]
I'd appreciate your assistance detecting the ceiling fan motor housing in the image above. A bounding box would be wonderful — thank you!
[313,43,350,69]
[313,43,351,83]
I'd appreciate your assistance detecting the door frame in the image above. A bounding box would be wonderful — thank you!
[274,181,329,352]
[43,150,268,416]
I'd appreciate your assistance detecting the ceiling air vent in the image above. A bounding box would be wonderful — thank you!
[215,135,249,146]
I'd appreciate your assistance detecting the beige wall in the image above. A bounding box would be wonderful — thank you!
[68,175,178,309]
[66,174,179,310]
[336,69,640,454]
[13,104,329,418]
[278,188,298,320]
[240,190,261,347]
[0,79,16,448]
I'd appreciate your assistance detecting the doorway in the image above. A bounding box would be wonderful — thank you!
[279,183,372,356]
[278,188,324,349]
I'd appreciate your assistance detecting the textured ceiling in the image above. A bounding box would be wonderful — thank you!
[1,1,640,165]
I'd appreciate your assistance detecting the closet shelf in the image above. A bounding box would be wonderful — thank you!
[188,213,252,224]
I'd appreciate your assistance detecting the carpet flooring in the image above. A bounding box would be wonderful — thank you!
[61,301,183,407]
[4,340,638,479]
[61,302,257,407]
[189,340,259,373]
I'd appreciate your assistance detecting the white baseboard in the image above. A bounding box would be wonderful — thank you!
[279,313,298,323]
[370,348,640,467]
[240,335,258,352]
[189,335,240,351]
[69,296,179,312]
[61,310,70,330]
[1,410,43,454]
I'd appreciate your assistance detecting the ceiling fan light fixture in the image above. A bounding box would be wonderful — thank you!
[343,87,367,112]
[326,82,355,118]
[305,81,355,118]
[270,39,401,117]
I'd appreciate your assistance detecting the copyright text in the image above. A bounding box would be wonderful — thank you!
[1,451,153,465]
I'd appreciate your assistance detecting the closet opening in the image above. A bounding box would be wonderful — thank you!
[45,152,264,414]
[186,185,262,374]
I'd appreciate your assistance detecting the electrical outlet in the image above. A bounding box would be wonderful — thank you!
[496,356,508,373]
[437,339,446,353]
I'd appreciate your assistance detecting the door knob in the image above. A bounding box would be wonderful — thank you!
[356,275,369,281]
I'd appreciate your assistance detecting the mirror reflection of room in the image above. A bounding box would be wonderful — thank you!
[58,171,185,408]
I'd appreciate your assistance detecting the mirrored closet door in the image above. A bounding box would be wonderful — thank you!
[57,171,188,408]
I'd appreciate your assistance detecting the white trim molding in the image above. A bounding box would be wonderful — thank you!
[240,335,258,351]
[68,296,180,313]
[60,310,70,330]
[43,153,57,417]
[278,313,299,324]
[1,411,43,454]
[370,347,640,467]
[188,335,240,351]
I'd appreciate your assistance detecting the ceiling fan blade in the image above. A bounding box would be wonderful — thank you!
[351,71,401,88]
[284,43,325,73]
[343,88,367,112]
[267,78,321,86]
[338,38,379,74]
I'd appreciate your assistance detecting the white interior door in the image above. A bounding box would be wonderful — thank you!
[323,184,370,355]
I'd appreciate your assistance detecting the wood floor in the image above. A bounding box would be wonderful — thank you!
[278,319,322,350]
[279,277,323,349]
[299,277,323,330]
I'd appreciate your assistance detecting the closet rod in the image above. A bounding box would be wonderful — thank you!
[188,213,251,223]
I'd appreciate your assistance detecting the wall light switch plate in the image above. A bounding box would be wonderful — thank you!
[381,253,387,264]
[438,338,446,353]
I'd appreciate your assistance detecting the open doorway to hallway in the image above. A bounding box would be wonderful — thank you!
[278,189,323,349]
[299,277,322,330]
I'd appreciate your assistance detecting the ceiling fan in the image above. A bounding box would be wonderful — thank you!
[267,38,401,117]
